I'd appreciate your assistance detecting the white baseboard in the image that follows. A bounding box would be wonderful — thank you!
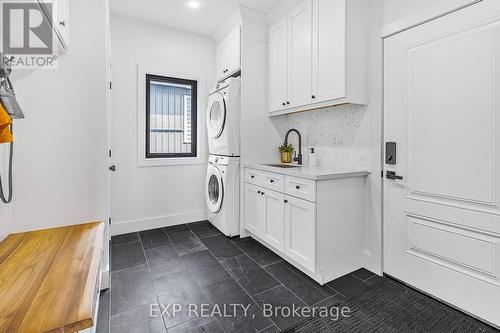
[111,210,207,236]
[0,233,7,242]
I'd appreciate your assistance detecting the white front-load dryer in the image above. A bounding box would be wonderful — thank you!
[205,155,240,236]
[207,77,241,157]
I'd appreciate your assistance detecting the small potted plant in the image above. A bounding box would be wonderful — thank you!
[279,144,294,163]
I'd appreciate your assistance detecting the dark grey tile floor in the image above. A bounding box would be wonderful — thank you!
[96,221,498,333]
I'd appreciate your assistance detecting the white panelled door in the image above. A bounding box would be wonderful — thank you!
[384,1,500,327]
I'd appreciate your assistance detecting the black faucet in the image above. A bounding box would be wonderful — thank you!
[284,129,303,165]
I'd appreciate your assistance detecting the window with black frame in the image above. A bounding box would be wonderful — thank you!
[146,74,197,159]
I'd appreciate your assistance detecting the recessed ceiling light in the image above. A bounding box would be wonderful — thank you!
[188,1,200,9]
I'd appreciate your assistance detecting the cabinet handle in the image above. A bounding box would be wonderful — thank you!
[312,95,316,99]
[284,200,288,203]
[251,175,255,179]
[261,192,265,195]
[270,179,274,183]
[295,185,301,190]
[282,102,286,106]
[286,101,290,105]
[257,191,261,194]
[59,21,66,27]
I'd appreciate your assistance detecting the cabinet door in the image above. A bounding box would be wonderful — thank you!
[263,189,285,253]
[225,25,241,75]
[216,26,241,80]
[244,184,265,237]
[216,41,227,80]
[287,0,313,108]
[269,17,288,112]
[312,0,345,103]
[284,195,316,272]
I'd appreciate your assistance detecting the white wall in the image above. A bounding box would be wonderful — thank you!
[3,0,108,234]
[109,14,216,235]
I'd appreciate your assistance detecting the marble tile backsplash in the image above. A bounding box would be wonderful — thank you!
[271,104,370,169]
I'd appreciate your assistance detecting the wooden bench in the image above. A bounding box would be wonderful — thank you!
[0,222,104,333]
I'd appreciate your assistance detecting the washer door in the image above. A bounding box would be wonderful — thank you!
[207,92,226,139]
[206,165,224,213]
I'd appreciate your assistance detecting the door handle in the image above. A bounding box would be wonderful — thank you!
[109,165,116,172]
[386,171,403,180]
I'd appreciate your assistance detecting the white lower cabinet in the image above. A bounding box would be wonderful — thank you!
[284,195,315,272]
[244,167,367,284]
[244,184,285,253]
[244,184,264,236]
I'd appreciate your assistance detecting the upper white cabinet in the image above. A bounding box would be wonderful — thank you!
[263,188,285,252]
[312,0,345,104]
[268,0,368,115]
[244,183,264,236]
[38,0,70,51]
[269,17,288,111]
[56,0,70,50]
[288,0,313,109]
[216,25,241,81]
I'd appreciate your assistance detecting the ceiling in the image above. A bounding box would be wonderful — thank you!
[109,0,283,36]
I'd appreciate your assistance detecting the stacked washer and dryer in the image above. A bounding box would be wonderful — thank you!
[205,78,241,236]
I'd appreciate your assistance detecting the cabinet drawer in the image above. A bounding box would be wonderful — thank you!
[245,169,263,186]
[285,176,316,202]
[261,172,285,192]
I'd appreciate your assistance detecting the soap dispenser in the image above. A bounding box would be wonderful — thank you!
[308,148,319,167]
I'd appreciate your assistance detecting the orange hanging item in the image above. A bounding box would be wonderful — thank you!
[0,102,13,143]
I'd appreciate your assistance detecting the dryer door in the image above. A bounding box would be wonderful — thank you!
[207,92,226,139]
[206,164,224,213]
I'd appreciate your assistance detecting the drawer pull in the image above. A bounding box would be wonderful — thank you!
[270,179,275,183]
[251,175,255,179]
[257,191,261,194]
[284,200,288,203]
[296,185,301,190]
[261,192,265,195]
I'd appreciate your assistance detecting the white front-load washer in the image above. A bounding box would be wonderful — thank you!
[207,77,241,157]
[205,155,240,236]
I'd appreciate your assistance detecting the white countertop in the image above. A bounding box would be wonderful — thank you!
[245,163,370,181]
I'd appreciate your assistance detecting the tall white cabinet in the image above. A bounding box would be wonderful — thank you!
[268,0,368,115]
[216,25,241,81]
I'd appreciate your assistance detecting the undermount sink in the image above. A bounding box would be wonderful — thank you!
[264,164,301,169]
